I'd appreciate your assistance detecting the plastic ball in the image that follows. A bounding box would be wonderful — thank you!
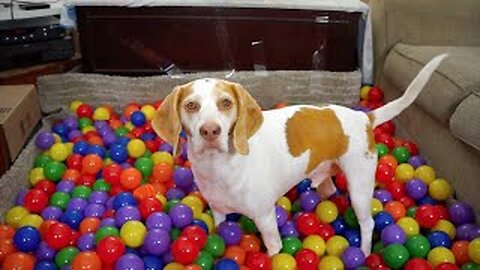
[71,251,102,270]
[205,235,226,258]
[169,203,193,229]
[171,236,200,265]
[143,228,170,255]
[271,253,296,270]
[295,248,319,270]
[120,220,147,248]
[395,164,415,183]
[451,241,470,265]
[6,206,29,228]
[281,236,302,255]
[93,106,110,121]
[224,246,246,265]
[316,200,338,223]
[277,196,292,212]
[414,165,436,185]
[81,154,103,175]
[181,225,207,249]
[325,235,349,256]
[374,189,393,204]
[406,235,431,258]
[428,179,452,201]
[300,191,320,212]
[44,161,67,182]
[55,246,80,268]
[50,143,70,162]
[318,255,344,270]
[194,251,214,269]
[217,221,243,246]
[397,217,420,237]
[116,253,144,270]
[468,238,480,264]
[29,167,45,185]
[36,131,56,150]
[392,146,410,163]
[343,229,361,247]
[448,202,475,226]
[12,226,40,252]
[96,236,125,265]
[3,252,36,270]
[50,191,71,210]
[303,235,326,256]
[381,224,407,245]
[135,157,154,177]
[127,139,146,158]
[428,247,456,267]
[406,179,428,200]
[376,143,389,157]
[342,246,365,269]
[143,255,164,270]
[151,151,174,166]
[404,258,433,270]
[432,220,456,240]
[245,251,271,270]
[371,198,384,216]
[385,201,406,221]
[416,205,441,229]
[95,226,119,243]
[239,216,258,234]
[173,167,194,189]
[383,243,410,269]
[374,211,395,231]
[120,167,142,190]
[152,162,174,183]
[296,213,320,236]
[461,263,479,270]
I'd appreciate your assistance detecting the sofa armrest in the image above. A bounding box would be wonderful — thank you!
[369,0,480,82]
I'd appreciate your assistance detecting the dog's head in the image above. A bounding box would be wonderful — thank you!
[152,78,263,156]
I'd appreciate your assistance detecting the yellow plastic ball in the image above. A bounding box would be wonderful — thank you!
[164,263,184,270]
[326,236,349,256]
[104,158,113,166]
[396,217,420,237]
[120,220,147,248]
[272,253,296,270]
[65,142,74,152]
[125,122,134,131]
[414,165,436,185]
[395,164,415,183]
[29,168,45,186]
[318,255,344,270]
[82,126,96,134]
[93,106,110,121]
[50,143,69,162]
[70,100,83,112]
[360,85,371,100]
[181,195,204,219]
[53,133,62,143]
[432,220,456,239]
[18,214,43,229]
[316,201,338,223]
[127,139,146,158]
[6,206,29,228]
[155,194,167,206]
[303,235,326,256]
[428,247,456,267]
[200,213,215,234]
[468,238,480,264]
[151,151,174,166]
[141,105,156,121]
[371,198,383,216]
[429,179,452,201]
[277,197,292,212]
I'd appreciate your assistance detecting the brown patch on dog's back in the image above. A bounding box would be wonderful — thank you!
[286,108,349,174]
[366,123,376,154]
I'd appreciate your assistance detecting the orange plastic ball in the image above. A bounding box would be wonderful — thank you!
[384,201,406,221]
[120,167,142,190]
[39,220,58,237]
[87,136,104,146]
[63,169,81,182]
[109,119,123,129]
[184,265,202,270]
[0,238,16,263]
[123,104,140,120]
[3,252,35,270]
[151,183,167,195]
[81,154,104,175]
[379,154,398,171]
[72,251,102,270]
[133,184,156,201]
[79,217,101,234]
[240,234,261,253]
[152,163,173,183]
[225,246,246,265]
[451,241,470,266]
[0,225,15,239]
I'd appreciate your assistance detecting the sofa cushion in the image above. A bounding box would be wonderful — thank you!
[450,94,480,151]
[383,44,480,123]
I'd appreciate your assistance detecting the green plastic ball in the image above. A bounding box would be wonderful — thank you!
[78,117,93,129]
[405,235,431,258]
[143,149,152,158]
[383,244,410,269]
[376,143,389,157]
[292,200,301,213]
[344,207,359,229]
[204,235,225,258]
[34,154,52,168]
[164,199,180,213]
[195,251,214,270]
[281,236,303,255]
[93,179,111,192]
[55,246,79,268]
[373,241,385,253]
[49,192,71,210]
[95,226,120,243]
[239,216,258,234]
[135,157,154,177]
[44,161,67,182]
[406,207,417,217]
[392,146,410,163]
[170,228,181,240]
[115,127,129,137]
[72,185,92,199]
[461,263,479,270]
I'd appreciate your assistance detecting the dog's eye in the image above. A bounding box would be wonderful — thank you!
[219,98,232,110]
[185,101,200,112]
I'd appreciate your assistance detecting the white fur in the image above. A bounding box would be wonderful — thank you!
[175,54,447,256]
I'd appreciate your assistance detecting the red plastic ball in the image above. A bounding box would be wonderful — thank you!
[171,236,200,265]
[44,222,72,250]
[435,263,459,270]
[145,140,160,153]
[35,180,56,196]
[296,213,320,236]
[181,225,208,249]
[77,174,96,187]
[404,258,432,270]
[376,164,395,185]
[377,121,396,135]
[376,133,395,150]
[335,172,348,192]
[386,180,406,200]
[330,195,350,215]
[23,189,49,213]
[365,253,385,268]
[399,196,416,209]
[138,197,163,220]
[77,104,94,118]
[96,236,125,265]
[286,188,298,202]
[67,154,83,171]
[245,252,271,270]
[403,141,419,156]
[102,164,123,186]
[434,205,450,220]
[295,248,319,270]
[415,205,440,228]
[317,222,335,241]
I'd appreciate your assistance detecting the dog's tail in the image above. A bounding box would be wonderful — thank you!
[368,54,448,128]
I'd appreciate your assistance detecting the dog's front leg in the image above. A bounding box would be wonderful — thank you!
[211,208,226,227]
[254,208,282,256]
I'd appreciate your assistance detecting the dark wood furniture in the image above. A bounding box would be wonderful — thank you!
[77,7,360,75]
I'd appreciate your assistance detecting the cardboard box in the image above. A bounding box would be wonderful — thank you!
[0,84,41,174]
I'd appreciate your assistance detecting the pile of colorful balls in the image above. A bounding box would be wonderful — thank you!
[0,86,479,270]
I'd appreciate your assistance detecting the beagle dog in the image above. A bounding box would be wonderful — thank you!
[152,54,447,256]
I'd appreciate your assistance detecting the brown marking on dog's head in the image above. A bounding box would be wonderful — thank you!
[286,108,349,174]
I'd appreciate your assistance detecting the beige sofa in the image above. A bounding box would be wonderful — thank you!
[367,0,480,214]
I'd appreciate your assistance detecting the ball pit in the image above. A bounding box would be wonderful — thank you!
[0,88,479,269]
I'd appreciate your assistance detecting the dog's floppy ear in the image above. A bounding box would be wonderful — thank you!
[231,83,264,155]
[152,86,185,156]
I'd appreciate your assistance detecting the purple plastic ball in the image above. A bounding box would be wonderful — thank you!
[456,223,476,240]
[280,221,299,237]
[63,116,79,130]
[405,179,428,200]
[381,224,407,245]
[84,203,106,217]
[217,221,243,246]
[100,217,116,228]
[35,131,55,150]
[77,233,95,251]
[275,206,288,227]
[115,205,141,227]
[169,203,193,228]
[449,201,475,226]
[67,198,88,212]
[116,253,144,270]
[408,155,427,168]
[94,120,108,130]
[181,143,188,161]
[166,188,186,200]
[106,197,115,210]
[16,190,27,206]
[89,191,109,205]
[162,250,174,265]
[143,229,171,255]
[159,143,173,154]
[68,130,82,141]
[35,242,56,260]
[56,180,75,193]
[300,191,320,212]
[173,167,194,189]
[103,132,117,146]
[374,189,392,204]
[146,212,172,231]
[41,206,62,220]
[341,246,366,269]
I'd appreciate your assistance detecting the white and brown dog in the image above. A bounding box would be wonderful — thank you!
[152,54,447,256]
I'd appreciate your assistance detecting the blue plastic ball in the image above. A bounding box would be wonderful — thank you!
[110,144,128,163]
[343,229,361,247]
[53,123,69,137]
[141,133,156,141]
[35,260,58,270]
[192,219,209,233]
[113,192,137,210]
[297,179,312,193]
[417,196,438,206]
[13,226,41,252]
[332,217,348,234]
[214,258,240,270]
[60,209,84,230]
[144,255,164,270]
[226,213,241,222]
[374,211,394,231]
[131,111,146,127]
[73,141,90,156]
[87,144,106,158]
[117,137,130,146]
[428,231,452,248]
